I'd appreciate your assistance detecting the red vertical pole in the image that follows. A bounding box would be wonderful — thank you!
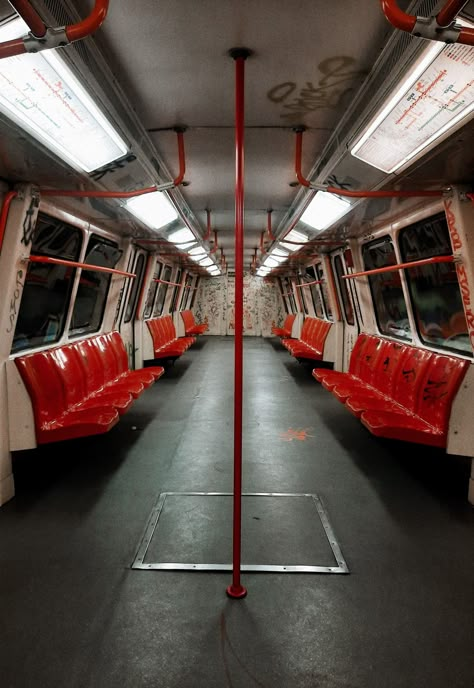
[226,47,251,600]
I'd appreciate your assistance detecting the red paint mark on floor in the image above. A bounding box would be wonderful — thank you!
[280,428,314,442]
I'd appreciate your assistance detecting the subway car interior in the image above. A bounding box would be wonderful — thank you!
[0,1,473,686]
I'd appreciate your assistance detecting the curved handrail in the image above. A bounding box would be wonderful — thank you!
[0,190,18,255]
[380,0,474,46]
[0,0,109,59]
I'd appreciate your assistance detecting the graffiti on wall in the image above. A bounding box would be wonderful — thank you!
[194,274,284,336]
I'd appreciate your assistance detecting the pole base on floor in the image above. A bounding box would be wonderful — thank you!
[226,584,248,599]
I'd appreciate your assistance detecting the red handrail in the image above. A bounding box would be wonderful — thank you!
[203,209,212,241]
[294,129,444,198]
[295,280,323,288]
[153,278,183,287]
[0,191,18,255]
[9,0,47,37]
[28,254,136,278]
[380,0,474,45]
[267,209,276,241]
[209,230,219,254]
[341,255,454,280]
[0,0,109,59]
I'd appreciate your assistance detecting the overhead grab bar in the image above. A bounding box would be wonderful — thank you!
[28,254,136,278]
[0,0,109,59]
[293,129,445,197]
[379,0,474,46]
[154,278,184,287]
[341,255,455,280]
[266,210,276,241]
[295,280,323,288]
[0,190,18,255]
[210,230,219,254]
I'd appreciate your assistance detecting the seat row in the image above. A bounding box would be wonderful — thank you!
[271,313,295,338]
[181,309,208,336]
[313,333,469,448]
[146,315,196,359]
[15,332,164,445]
[281,317,332,362]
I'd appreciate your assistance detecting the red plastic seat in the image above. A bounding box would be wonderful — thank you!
[272,313,296,338]
[15,352,119,444]
[146,315,194,359]
[181,310,208,336]
[282,317,331,361]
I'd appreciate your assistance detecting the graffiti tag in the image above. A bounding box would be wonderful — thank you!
[6,269,24,333]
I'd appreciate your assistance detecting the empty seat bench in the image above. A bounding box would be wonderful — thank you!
[282,317,331,361]
[181,310,208,336]
[146,315,195,360]
[272,313,296,338]
[14,332,164,445]
[313,333,469,448]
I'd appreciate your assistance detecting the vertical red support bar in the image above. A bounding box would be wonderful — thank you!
[226,47,251,600]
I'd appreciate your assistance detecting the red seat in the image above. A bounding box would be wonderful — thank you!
[282,317,331,361]
[14,331,165,445]
[272,313,296,338]
[146,315,195,359]
[15,352,119,444]
[181,310,208,336]
[313,332,469,449]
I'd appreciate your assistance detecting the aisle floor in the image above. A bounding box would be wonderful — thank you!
[0,337,473,688]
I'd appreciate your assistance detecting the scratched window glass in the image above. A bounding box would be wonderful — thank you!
[143,262,163,319]
[307,266,325,319]
[333,255,354,325]
[399,213,470,356]
[153,265,172,317]
[362,237,411,340]
[180,273,193,310]
[190,277,200,310]
[12,214,82,353]
[315,263,333,321]
[70,235,122,335]
[170,269,182,312]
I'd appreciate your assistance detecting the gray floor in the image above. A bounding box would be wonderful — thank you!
[0,336,473,688]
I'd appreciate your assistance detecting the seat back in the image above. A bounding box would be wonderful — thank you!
[416,353,469,432]
[15,352,67,426]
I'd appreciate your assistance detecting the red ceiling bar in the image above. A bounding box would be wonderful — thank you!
[28,254,136,278]
[295,279,323,288]
[0,190,18,255]
[210,230,219,254]
[294,129,444,198]
[267,209,276,241]
[380,0,474,45]
[227,47,251,601]
[9,0,47,37]
[341,255,454,280]
[203,209,212,241]
[0,0,109,59]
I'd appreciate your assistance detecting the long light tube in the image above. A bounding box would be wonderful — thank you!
[125,191,177,230]
[0,17,128,172]
[300,191,351,230]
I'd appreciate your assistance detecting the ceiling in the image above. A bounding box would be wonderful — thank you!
[0,0,473,272]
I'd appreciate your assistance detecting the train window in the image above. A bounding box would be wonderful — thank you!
[190,277,200,310]
[284,277,296,312]
[123,252,146,324]
[170,270,182,312]
[362,237,411,340]
[315,263,333,320]
[69,235,122,335]
[299,276,309,315]
[143,262,163,319]
[307,267,324,318]
[334,255,354,325]
[180,273,192,310]
[12,214,82,353]
[399,213,470,355]
[153,265,172,316]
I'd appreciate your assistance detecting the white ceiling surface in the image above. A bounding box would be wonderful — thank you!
[72,0,395,267]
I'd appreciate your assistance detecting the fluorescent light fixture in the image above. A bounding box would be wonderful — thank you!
[300,191,351,230]
[268,252,287,264]
[257,266,271,274]
[189,252,207,262]
[126,191,178,230]
[188,246,207,256]
[207,266,220,274]
[0,17,128,172]
[168,227,195,244]
[199,257,213,267]
[351,36,474,173]
[271,247,289,258]
[279,228,308,252]
[263,256,280,268]
[256,268,270,277]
